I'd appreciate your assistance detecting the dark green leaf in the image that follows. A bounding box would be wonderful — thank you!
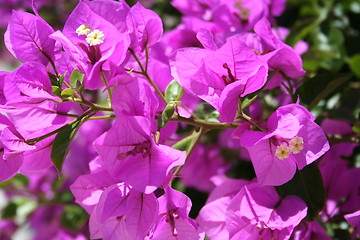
[51,121,81,174]
[59,72,66,88]
[165,80,184,102]
[276,162,325,221]
[1,202,17,219]
[161,102,176,128]
[349,54,360,78]
[70,70,84,88]
[49,73,58,86]
[353,121,360,134]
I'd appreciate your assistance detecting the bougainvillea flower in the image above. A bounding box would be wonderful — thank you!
[236,104,329,185]
[51,1,130,89]
[226,183,307,240]
[86,0,130,33]
[197,177,250,240]
[126,2,163,52]
[70,169,117,213]
[5,10,56,65]
[111,77,158,132]
[171,0,211,17]
[91,183,158,240]
[94,117,186,193]
[0,114,36,181]
[173,38,268,122]
[253,18,306,79]
[150,186,204,240]
[3,61,60,105]
[211,0,270,32]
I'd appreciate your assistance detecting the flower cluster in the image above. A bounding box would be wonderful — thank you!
[0,0,359,240]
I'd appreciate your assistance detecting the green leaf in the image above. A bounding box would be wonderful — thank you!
[70,70,84,88]
[165,80,184,102]
[241,95,257,110]
[1,202,18,219]
[51,120,82,174]
[161,102,176,128]
[61,88,76,98]
[171,133,196,152]
[276,162,325,221]
[353,121,360,134]
[58,72,66,88]
[349,54,360,78]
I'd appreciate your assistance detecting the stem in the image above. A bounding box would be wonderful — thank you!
[86,115,116,121]
[171,127,207,184]
[239,112,266,131]
[25,108,94,145]
[145,47,150,73]
[100,70,112,101]
[63,97,113,112]
[129,48,167,104]
[170,113,240,129]
[123,68,143,74]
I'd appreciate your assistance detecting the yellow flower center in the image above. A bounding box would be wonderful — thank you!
[76,24,92,36]
[86,30,105,46]
[289,136,304,154]
[275,144,290,160]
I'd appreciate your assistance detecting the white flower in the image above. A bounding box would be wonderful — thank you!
[289,136,304,154]
[86,30,105,46]
[275,144,290,160]
[76,24,92,36]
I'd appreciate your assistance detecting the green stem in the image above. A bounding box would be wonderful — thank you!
[86,115,116,121]
[170,114,240,129]
[63,97,113,112]
[100,70,112,101]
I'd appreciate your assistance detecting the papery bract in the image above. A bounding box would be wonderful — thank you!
[51,1,130,89]
[5,10,55,65]
[173,38,268,122]
[238,104,329,185]
[3,61,60,105]
[226,183,307,239]
[91,183,159,240]
[126,2,163,52]
[150,186,204,240]
[197,177,250,240]
[70,169,116,213]
[94,117,186,193]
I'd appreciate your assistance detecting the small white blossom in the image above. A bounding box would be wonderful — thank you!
[275,144,290,160]
[86,30,105,46]
[289,136,304,154]
[76,24,92,36]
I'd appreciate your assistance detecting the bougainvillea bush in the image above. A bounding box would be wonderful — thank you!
[0,0,359,239]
